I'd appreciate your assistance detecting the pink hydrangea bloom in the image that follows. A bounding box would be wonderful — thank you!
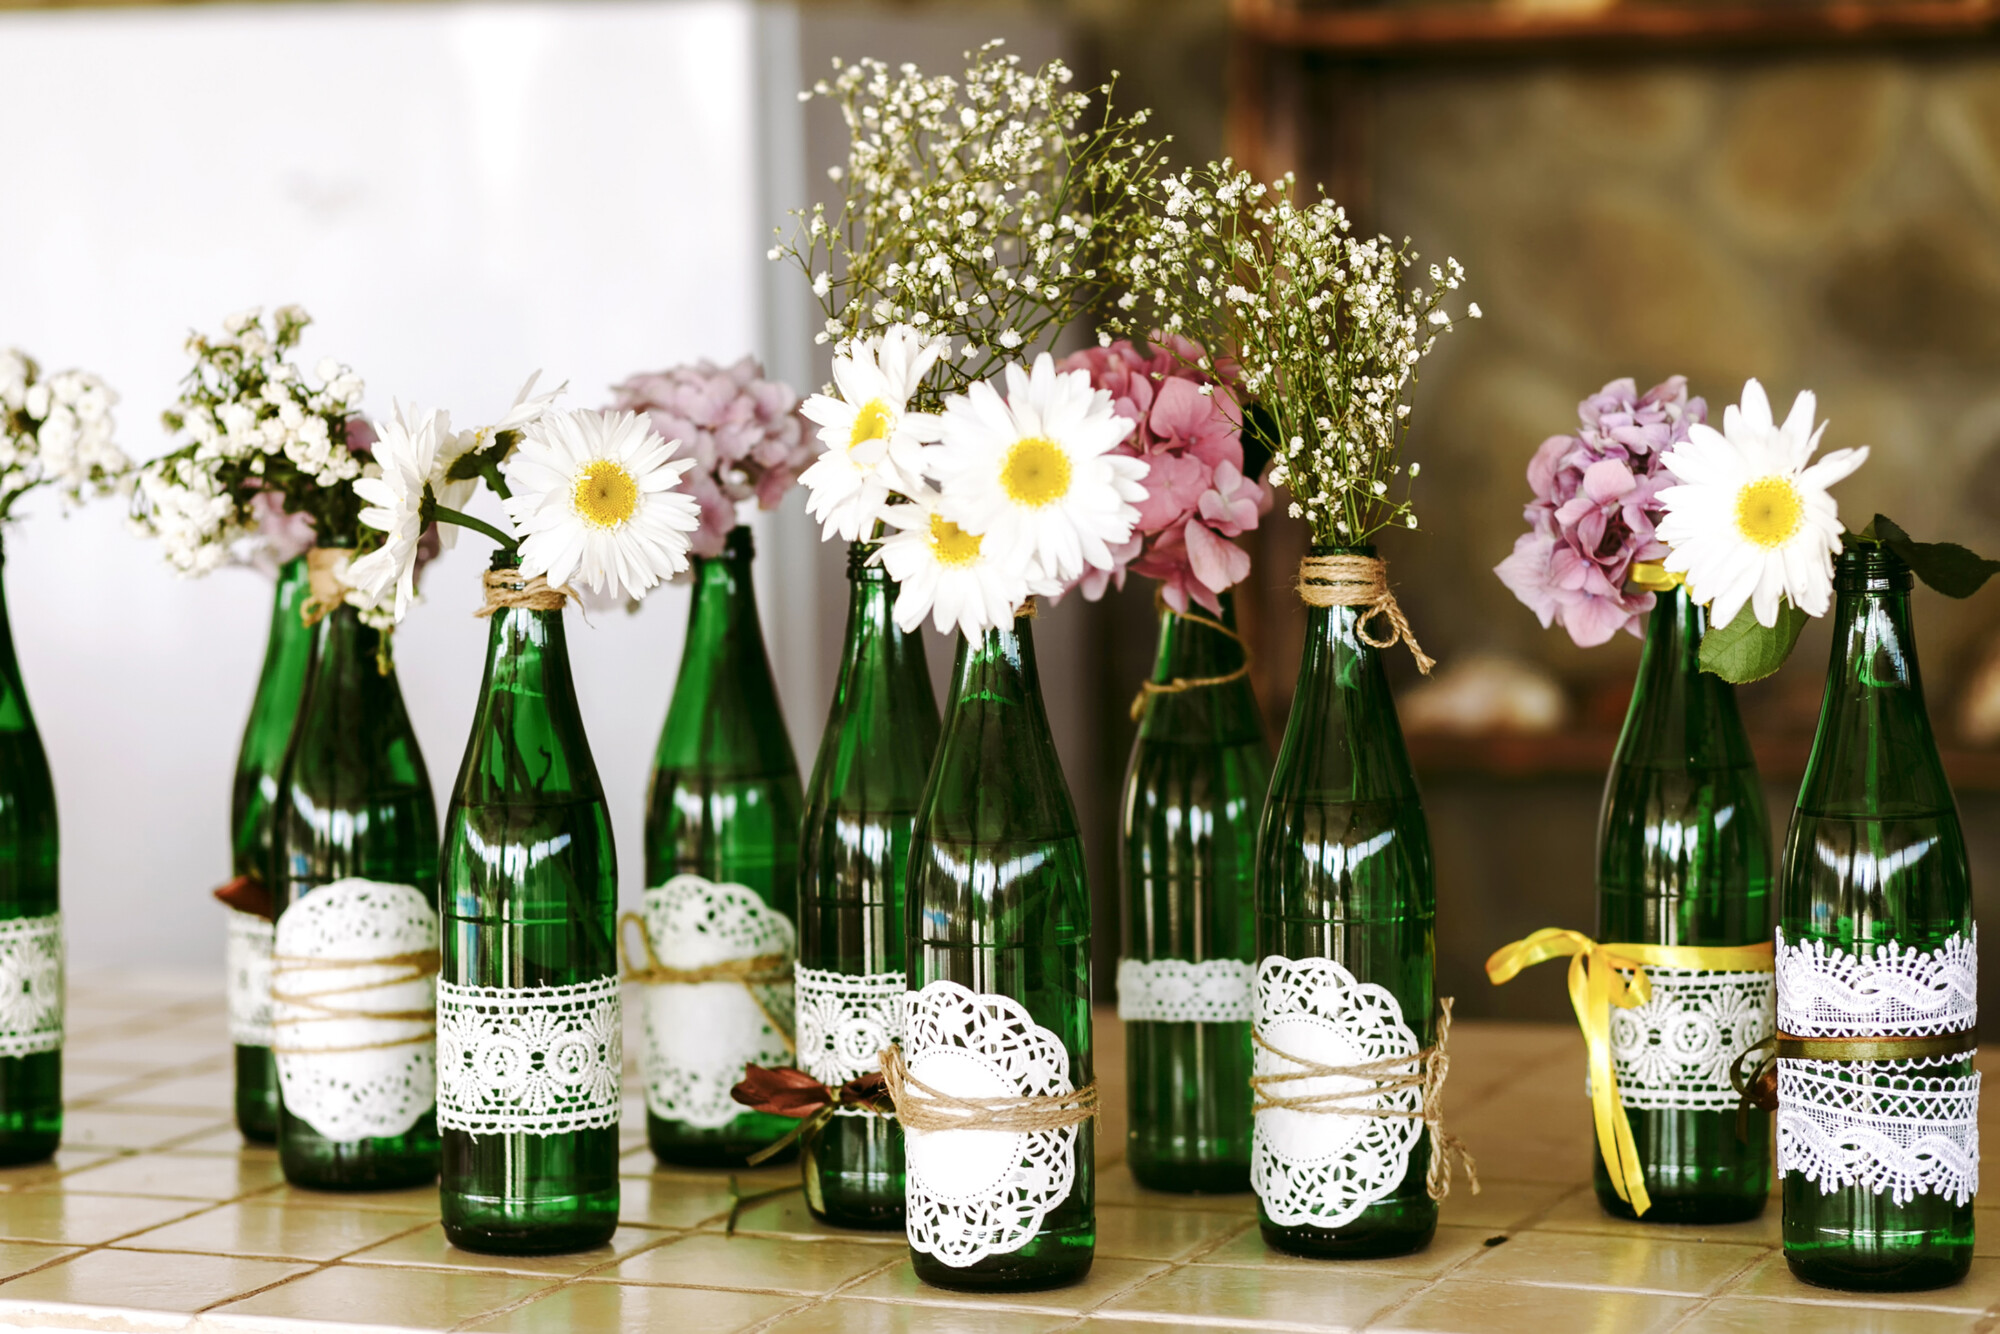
[609,356,810,558]
[1494,377,1705,647]
[1057,340,1266,614]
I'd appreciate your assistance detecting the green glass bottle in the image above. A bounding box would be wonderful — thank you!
[903,606,1095,1292]
[1119,593,1266,1194]
[231,554,315,1144]
[641,524,804,1168]
[1253,546,1436,1259]
[1595,581,1773,1223]
[1779,543,1975,1291]
[438,569,620,1254]
[271,584,440,1191]
[795,543,939,1228]
[0,543,61,1165]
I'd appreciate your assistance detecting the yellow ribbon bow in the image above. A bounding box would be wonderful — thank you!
[1484,928,1774,1218]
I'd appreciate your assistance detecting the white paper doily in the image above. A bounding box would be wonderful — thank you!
[637,874,796,1129]
[903,980,1082,1268]
[0,913,60,1058]
[272,879,437,1142]
[1609,966,1774,1112]
[226,910,275,1047]
[795,965,903,1111]
[436,975,621,1137]
[1116,957,1254,1024]
[1777,927,1977,1037]
[1251,955,1424,1230]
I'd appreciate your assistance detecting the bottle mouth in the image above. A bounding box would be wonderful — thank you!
[1835,542,1913,593]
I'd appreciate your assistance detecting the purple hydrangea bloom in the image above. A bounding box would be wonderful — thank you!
[1495,377,1705,647]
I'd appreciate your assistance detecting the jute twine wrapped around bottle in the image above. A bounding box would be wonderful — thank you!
[477,568,572,617]
[616,913,795,1053]
[879,1045,1098,1133]
[1295,553,1435,676]
[269,948,441,1056]
[301,547,354,628]
[1250,997,1478,1201]
[1130,588,1253,721]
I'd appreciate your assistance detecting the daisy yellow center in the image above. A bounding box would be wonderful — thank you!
[1733,475,1804,549]
[1001,437,1071,508]
[848,398,894,449]
[928,514,982,568]
[573,459,638,529]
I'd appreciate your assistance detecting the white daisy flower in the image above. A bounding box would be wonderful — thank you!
[798,325,946,541]
[875,486,1049,638]
[349,403,446,623]
[432,372,568,544]
[1657,379,1869,628]
[503,408,700,603]
[928,353,1146,583]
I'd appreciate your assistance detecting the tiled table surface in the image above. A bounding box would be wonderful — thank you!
[2,978,1997,1334]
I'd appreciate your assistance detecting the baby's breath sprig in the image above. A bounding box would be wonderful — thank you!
[1112,164,1478,547]
[772,41,1169,410]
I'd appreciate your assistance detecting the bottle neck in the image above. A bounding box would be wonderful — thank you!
[1139,591,1261,744]
[457,598,603,803]
[833,542,924,708]
[0,547,29,738]
[661,524,794,775]
[929,609,1079,840]
[1613,583,1754,773]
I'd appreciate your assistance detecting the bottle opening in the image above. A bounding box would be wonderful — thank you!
[1835,542,1912,593]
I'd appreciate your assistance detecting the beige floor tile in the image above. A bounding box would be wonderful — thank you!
[718,1186,907,1244]
[103,1073,236,1114]
[0,1148,123,1192]
[347,1221,670,1277]
[1435,1178,1573,1231]
[1100,1263,1420,1330]
[1370,1278,1698,1333]
[0,1247,312,1313]
[217,1261,552,1326]
[1459,1081,1596,1185]
[1095,1168,1260,1214]
[617,1173,738,1230]
[167,1126,278,1155]
[1532,1185,1782,1244]
[58,1109,231,1151]
[59,1068,148,1102]
[1090,1205,1250,1262]
[466,1281,805,1332]
[1729,1251,2000,1313]
[611,1231,904,1294]
[53,1151,285,1200]
[1686,1297,1984,1333]
[0,1241,77,1281]
[1441,1021,1579,1103]
[0,1192,210,1244]
[1462,1228,1767,1295]
[1194,1222,1494,1279]
[260,1181,442,1214]
[762,1297,1075,1333]
[115,1199,431,1261]
[845,1257,1172,1317]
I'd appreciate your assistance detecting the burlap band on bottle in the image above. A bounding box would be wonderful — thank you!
[616,912,795,1053]
[477,569,573,618]
[1130,588,1254,721]
[1249,996,1478,1202]
[1295,554,1435,675]
[301,547,353,628]
[879,1044,1099,1133]
[268,949,441,1055]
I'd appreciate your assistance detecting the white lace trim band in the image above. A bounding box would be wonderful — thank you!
[1609,966,1774,1112]
[1776,927,1976,1037]
[796,965,903,1111]
[436,975,621,1137]
[1116,957,1253,1024]
[225,910,274,1048]
[0,912,60,1058]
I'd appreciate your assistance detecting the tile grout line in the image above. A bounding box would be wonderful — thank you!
[190,1214,442,1316]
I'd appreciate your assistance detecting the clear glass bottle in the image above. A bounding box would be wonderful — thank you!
[1120,593,1266,1193]
[439,570,620,1254]
[0,544,60,1165]
[1254,545,1436,1259]
[1780,544,1974,1291]
[272,591,439,1190]
[1595,582,1773,1222]
[795,543,938,1228]
[904,607,1095,1292]
[643,524,804,1167]
[231,554,315,1143]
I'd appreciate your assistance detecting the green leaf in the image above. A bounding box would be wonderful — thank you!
[1863,514,2000,599]
[1698,599,1809,684]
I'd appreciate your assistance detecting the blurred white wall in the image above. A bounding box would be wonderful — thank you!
[0,0,824,973]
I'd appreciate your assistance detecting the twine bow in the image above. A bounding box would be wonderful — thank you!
[1295,554,1435,675]
[1251,997,1478,1202]
[268,947,440,1056]
[477,568,574,618]
[1485,929,1774,1217]
[617,912,795,1053]
[879,1045,1098,1134]
[300,547,353,628]
[1129,590,1254,722]
[729,1063,896,1166]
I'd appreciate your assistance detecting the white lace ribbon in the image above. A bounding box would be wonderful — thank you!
[1251,955,1424,1230]
[436,975,621,1137]
[271,879,437,1142]
[795,965,903,1113]
[903,980,1082,1268]
[1776,929,1980,1206]
[636,875,796,1129]
[1116,957,1253,1024]
[225,910,274,1047]
[1608,966,1774,1112]
[0,913,60,1058]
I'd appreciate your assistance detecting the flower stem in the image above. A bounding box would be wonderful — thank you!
[432,504,518,555]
